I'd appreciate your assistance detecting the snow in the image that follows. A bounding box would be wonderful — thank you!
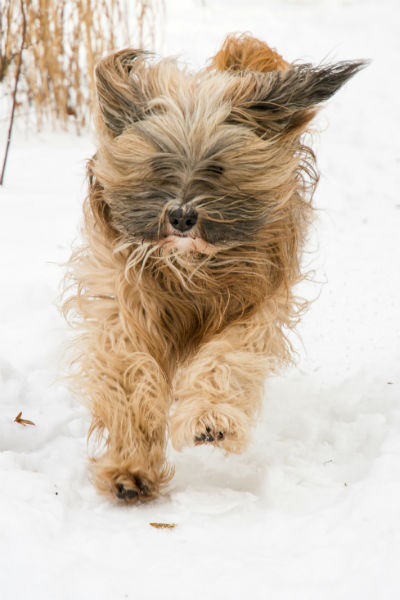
[1,1,399,598]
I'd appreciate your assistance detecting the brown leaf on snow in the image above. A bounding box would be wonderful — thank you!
[14,411,36,427]
[149,522,176,529]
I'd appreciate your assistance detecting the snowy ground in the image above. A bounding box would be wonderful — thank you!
[1,1,399,598]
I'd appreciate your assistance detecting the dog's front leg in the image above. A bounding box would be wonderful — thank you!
[171,309,279,454]
[83,338,173,503]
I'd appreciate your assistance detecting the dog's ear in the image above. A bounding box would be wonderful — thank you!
[86,157,118,239]
[94,49,150,136]
[209,33,288,73]
[231,61,367,134]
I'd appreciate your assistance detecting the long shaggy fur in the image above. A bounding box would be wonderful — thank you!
[63,34,365,503]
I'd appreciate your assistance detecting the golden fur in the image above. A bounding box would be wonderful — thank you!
[63,34,365,502]
[209,32,289,73]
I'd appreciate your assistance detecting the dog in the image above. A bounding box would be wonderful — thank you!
[63,34,364,502]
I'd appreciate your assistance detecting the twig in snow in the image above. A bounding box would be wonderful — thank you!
[149,522,176,529]
[14,411,36,427]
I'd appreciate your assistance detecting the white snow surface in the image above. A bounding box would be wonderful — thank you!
[1,1,400,598]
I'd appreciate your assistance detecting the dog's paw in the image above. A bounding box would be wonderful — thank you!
[112,471,153,503]
[194,425,225,444]
[192,416,243,452]
[171,402,251,454]
[92,460,160,504]
[112,473,154,504]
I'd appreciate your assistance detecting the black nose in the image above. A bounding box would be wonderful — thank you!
[169,207,198,232]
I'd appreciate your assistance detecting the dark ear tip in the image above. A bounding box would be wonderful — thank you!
[332,58,370,75]
[304,58,370,104]
[331,58,370,77]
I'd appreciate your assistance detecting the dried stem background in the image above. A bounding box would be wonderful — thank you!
[0,0,164,132]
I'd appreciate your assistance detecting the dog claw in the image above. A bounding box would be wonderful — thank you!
[116,483,127,499]
[137,480,150,496]
[195,432,214,442]
[195,428,224,444]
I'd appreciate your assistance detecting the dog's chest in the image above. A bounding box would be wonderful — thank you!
[151,285,252,357]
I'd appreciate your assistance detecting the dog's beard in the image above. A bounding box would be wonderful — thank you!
[121,229,269,300]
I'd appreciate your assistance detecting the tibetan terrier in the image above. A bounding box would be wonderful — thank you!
[63,34,364,502]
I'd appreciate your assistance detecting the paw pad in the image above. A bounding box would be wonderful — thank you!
[113,475,152,503]
[194,425,225,444]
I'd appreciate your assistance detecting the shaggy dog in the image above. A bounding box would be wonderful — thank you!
[63,34,364,502]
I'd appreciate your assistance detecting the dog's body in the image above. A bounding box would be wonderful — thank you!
[63,35,364,502]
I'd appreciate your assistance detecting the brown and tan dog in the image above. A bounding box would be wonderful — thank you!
[63,34,364,503]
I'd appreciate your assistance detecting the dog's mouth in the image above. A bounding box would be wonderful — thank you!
[160,234,217,254]
[159,225,217,254]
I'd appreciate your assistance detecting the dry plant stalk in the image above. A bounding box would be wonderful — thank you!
[0,0,26,184]
[0,0,163,133]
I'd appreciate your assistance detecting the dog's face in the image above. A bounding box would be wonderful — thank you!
[92,50,364,254]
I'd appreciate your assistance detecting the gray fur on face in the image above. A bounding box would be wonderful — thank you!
[93,51,366,245]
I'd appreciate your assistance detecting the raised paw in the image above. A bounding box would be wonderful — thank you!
[190,409,249,453]
[171,403,251,454]
[194,425,225,445]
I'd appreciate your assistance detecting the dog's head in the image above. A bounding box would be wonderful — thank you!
[89,37,365,255]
